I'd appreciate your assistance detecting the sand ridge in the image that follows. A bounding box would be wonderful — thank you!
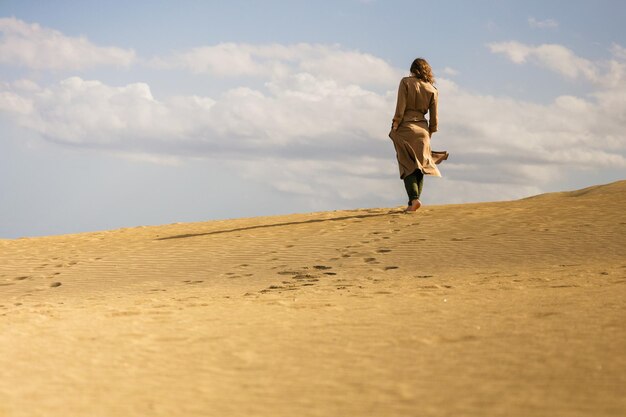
[1,180,625,416]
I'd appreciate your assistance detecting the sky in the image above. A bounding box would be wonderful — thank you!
[1,0,625,238]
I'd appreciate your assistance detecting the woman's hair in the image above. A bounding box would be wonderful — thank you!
[410,58,435,84]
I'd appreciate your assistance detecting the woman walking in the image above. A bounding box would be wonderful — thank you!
[389,58,447,212]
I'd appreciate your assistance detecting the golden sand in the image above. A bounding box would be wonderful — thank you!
[1,181,625,417]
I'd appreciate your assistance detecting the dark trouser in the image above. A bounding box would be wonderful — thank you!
[403,169,424,205]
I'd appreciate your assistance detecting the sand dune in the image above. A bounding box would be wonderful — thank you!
[1,181,625,417]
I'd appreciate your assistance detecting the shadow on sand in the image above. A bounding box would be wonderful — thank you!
[155,211,400,241]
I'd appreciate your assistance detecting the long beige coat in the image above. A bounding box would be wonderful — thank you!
[389,76,447,179]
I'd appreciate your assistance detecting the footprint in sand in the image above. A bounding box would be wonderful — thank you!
[384,266,399,271]
[533,311,559,318]
[269,264,335,293]
[377,249,392,253]
[415,275,434,278]
[277,270,300,276]
[293,274,318,281]
[110,310,141,317]
[182,280,204,284]
[259,285,293,293]
[14,276,30,281]
[419,285,440,289]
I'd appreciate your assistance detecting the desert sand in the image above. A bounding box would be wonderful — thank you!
[1,181,625,417]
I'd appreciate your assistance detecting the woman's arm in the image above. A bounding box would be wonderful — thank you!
[428,88,438,136]
[392,79,407,131]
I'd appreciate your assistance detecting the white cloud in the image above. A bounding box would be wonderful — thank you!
[488,41,598,81]
[2,77,218,148]
[150,43,400,86]
[611,43,626,60]
[437,76,626,168]
[0,17,136,70]
[12,79,40,92]
[442,67,459,76]
[528,17,559,29]
[0,91,33,114]
[0,73,392,155]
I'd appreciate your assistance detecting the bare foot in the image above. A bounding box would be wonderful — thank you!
[404,199,422,213]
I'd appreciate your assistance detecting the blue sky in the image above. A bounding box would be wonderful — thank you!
[1,0,625,238]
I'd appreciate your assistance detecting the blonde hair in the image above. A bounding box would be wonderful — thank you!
[410,58,435,84]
